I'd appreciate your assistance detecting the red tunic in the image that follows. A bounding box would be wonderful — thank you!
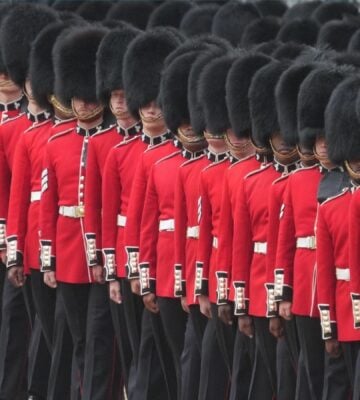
[231,164,281,317]
[216,156,260,305]
[84,124,141,267]
[0,113,34,251]
[316,188,360,342]
[275,165,322,317]
[139,151,188,298]
[195,158,231,304]
[101,136,147,280]
[40,127,104,284]
[174,155,210,305]
[124,138,177,278]
[5,119,76,274]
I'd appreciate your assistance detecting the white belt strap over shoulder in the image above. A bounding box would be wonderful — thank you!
[336,268,350,281]
[159,219,175,232]
[117,214,127,227]
[187,226,199,239]
[296,236,316,250]
[30,191,41,202]
[254,242,267,255]
[59,205,85,218]
[212,236,218,249]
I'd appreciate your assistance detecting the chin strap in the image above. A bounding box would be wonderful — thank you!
[177,127,206,144]
[345,160,360,182]
[139,109,163,123]
[204,130,225,140]
[49,95,74,119]
[71,98,104,121]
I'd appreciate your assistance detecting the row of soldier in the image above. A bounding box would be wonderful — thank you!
[1,0,360,400]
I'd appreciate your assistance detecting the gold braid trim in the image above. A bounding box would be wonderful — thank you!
[270,138,299,164]
[296,145,316,163]
[345,160,360,181]
[71,98,104,121]
[224,132,253,152]
[49,95,74,118]
[139,109,163,123]
[177,128,205,144]
[204,130,225,140]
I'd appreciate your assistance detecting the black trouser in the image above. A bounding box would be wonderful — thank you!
[47,289,74,400]
[0,261,6,327]
[295,316,324,400]
[58,282,90,397]
[189,304,207,349]
[229,327,254,400]
[248,317,277,400]
[323,348,351,400]
[351,342,360,399]
[277,318,298,400]
[83,282,122,400]
[198,311,229,400]
[136,309,168,400]
[157,297,188,400]
[340,342,360,398]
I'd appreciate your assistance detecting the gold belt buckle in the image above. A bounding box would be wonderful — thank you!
[75,205,85,218]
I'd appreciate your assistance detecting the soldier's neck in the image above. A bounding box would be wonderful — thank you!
[0,88,22,104]
[77,115,103,130]
[27,100,45,116]
[230,147,255,161]
[117,115,138,129]
[208,142,228,154]
[142,120,168,137]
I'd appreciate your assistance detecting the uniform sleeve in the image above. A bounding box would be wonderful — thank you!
[231,178,252,315]
[0,127,11,251]
[138,165,159,295]
[274,180,296,302]
[6,134,30,267]
[215,172,232,305]
[195,170,212,297]
[349,192,360,329]
[316,204,337,340]
[123,154,146,279]
[39,143,58,272]
[174,167,187,297]
[84,139,102,267]
[101,148,120,281]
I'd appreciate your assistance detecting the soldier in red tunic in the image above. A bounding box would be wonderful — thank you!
[317,75,360,399]
[122,29,183,400]
[40,26,109,397]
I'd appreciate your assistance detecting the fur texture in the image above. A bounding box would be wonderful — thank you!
[77,1,113,21]
[147,1,193,28]
[180,5,219,37]
[283,1,321,21]
[276,19,319,46]
[317,20,359,51]
[106,1,154,30]
[312,2,358,25]
[273,42,308,61]
[241,17,281,48]
[255,0,287,17]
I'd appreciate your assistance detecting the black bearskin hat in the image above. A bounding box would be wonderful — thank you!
[275,63,316,147]
[199,54,237,135]
[255,0,287,17]
[212,1,260,46]
[325,76,360,164]
[77,1,113,22]
[147,1,193,29]
[123,29,182,119]
[226,52,272,138]
[106,1,154,30]
[52,0,82,12]
[317,20,360,51]
[180,5,219,37]
[312,1,358,25]
[96,26,141,105]
[298,65,351,150]
[54,26,108,107]
[273,42,308,61]
[254,39,282,55]
[249,60,289,149]
[283,1,321,21]
[241,17,281,48]
[1,3,59,87]
[188,47,229,136]
[348,28,360,52]
[276,19,319,46]
[0,4,13,75]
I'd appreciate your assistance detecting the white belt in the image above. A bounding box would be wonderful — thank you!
[212,236,218,249]
[296,236,316,250]
[159,219,175,232]
[186,226,199,239]
[336,268,350,281]
[117,214,127,227]
[59,205,85,218]
[254,242,267,254]
[30,191,41,202]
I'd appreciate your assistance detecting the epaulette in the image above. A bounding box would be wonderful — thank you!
[202,157,228,172]
[155,150,181,166]
[92,124,115,138]
[321,187,349,207]
[144,139,172,153]
[1,112,25,125]
[180,153,206,168]
[23,119,52,134]
[244,163,272,180]
[48,127,73,143]
[272,173,290,185]
[114,135,140,149]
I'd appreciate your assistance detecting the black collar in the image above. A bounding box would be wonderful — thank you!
[319,164,344,174]
[207,150,229,163]
[141,131,172,145]
[27,109,52,123]
[117,122,142,137]
[273,159,301,174]
[182,148,206,160]
[229,154,239,164]
[76,124,103,137]
[0,96,23,112]
[255,152,273,164]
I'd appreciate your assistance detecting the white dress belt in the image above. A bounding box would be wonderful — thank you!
[59,205,85,218]
[117,214,127,227]
[254,242,267,254]
[159,219,175,232]
[336,268,350,281]
[186,226,199,239]
[30,191,41,202]
[296,236,316,250]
